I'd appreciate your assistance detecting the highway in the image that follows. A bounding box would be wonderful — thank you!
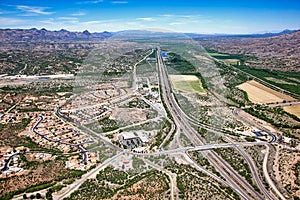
[48,47,277,200]
[130,141,267,156]
[156,48,268,200]
[226,137,276,200]
[156,50,203,146]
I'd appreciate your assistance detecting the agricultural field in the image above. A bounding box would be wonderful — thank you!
[207,48,300,96]
[169,75,206,93]
[207,51,246,62]
[208,52,230,57]
[265,77,297,85]
[234,65,300,96]
[284,104,300,118]
[237,80,295,104]
[223,59,240,65]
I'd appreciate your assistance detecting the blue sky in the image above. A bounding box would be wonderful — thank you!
[0,0,300,33]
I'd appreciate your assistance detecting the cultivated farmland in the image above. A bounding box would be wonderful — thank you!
[284,104,300,118]
[237,80,295,104]
[169,75,206,93]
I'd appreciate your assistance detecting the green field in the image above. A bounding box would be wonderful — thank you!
[208,52,230,57]
[206,49,250,64]
[223,59,240,65]
[207,49,300,96]
[170,75,206,93]
[265,77,297,85]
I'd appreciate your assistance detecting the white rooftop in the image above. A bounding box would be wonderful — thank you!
[133,147,146,152]
[119,132,138,140]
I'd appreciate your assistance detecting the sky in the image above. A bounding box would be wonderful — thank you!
[0,0,300,34]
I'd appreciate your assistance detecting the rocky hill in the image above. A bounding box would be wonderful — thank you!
[0,28,112,42]
[198,30,300,71]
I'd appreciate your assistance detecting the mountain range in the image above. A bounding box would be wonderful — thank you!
[0,28,112,42]
[198,29,300,71]
[185,29,297,38]
[0,28,297,43]
[0,28,299,71]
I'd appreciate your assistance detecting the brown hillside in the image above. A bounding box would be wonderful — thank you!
[200,30,300,71]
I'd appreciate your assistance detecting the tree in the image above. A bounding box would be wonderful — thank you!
[36,193,42,199]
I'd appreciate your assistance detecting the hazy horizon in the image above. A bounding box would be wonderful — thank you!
[0,0,300,34]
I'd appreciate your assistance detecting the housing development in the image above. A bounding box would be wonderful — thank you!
[0,30,300,199]
[0,28,299,200]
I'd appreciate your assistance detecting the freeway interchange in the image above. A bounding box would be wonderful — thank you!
[156,48,274,200]
[52,47,283,200]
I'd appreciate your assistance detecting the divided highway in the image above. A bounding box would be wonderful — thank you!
[156,48,273,200]
[51,48,278,200]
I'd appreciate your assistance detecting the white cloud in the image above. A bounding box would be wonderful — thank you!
[0,17,26,25]
[81,20,102,25]
[39,19,55,25]
[159,14,174,17]
[58,17,78,20]
[169,22,183,26]
[136,17,155,22]
[127,22,138,25]
[71,12,86,16]
[76,0,103,4]
[58,17,79,23]
[16,5,54,15]
[111,1,128,4]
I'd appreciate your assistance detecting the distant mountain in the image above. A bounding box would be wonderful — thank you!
[223,29,297,38]
[198,29,300,71]
[0,28,112,42]
[186,29,297,38]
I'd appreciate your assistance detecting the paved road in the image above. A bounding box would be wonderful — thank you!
[47,47,279,200]
[0,100,20,119]
[56,108,123,153]
[201,151,253,200]
[267,101,300,108]
[131,141,267,156]
[233,108,277,143]
[263,144,287,200]
[143,159,176,200]
[156,48,261,200]
[32,114,89,163]
[159,117,176,149]
[53,153,123,200]
[226,137,276,200]
[132,49,154,91]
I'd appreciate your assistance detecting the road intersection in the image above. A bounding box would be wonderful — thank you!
[50,47,282,200]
